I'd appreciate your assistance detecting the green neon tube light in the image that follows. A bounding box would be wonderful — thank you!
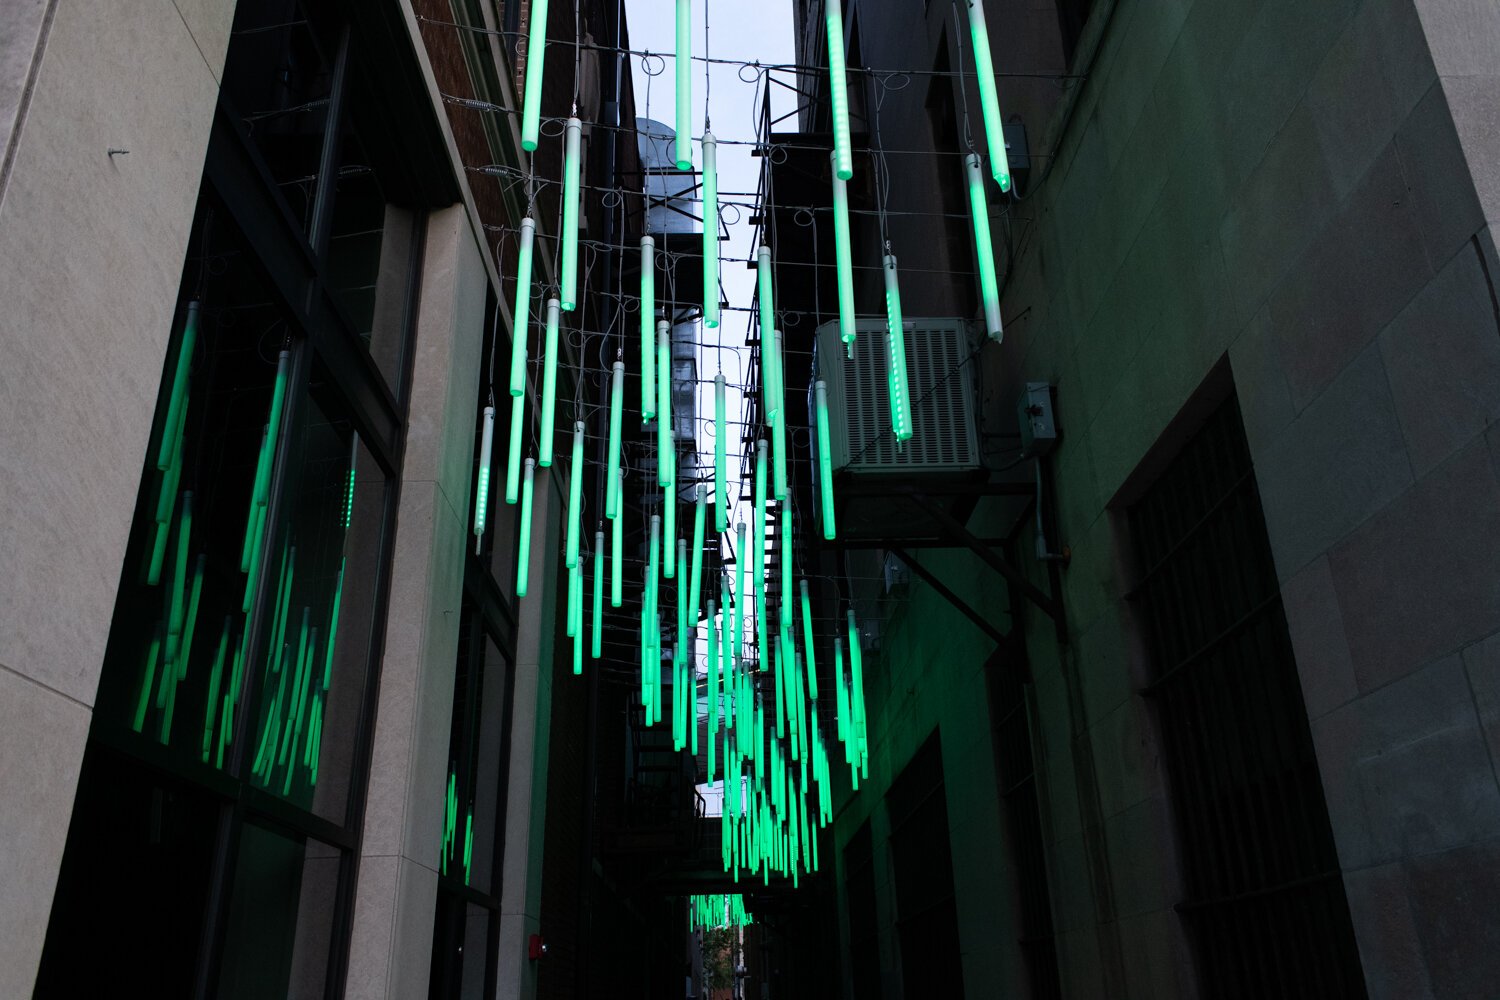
[612,472,624,607]
[754,439,767,581]
[677,538,688,676]
[674,0,692,170]
[764,320,783,428]
[774,631,785,739]
[509,217,535,395]
[883,254,914,441]
[715,374,728,532]
[689,485,706,626]
[703,132,720,328]
[642,242,657,418]
[830,156,856,351]
[814,380,837,540]
[707,596,718,715]
[133,630,162,733]
[664,472,676,570]
[202,621,229,762]
[607,361,624,518]
[566,420,583,568]
[593,531,604,658]
[965,0,1012,192]
[757,245,775,367]
[734,523,747,669]
[567,560,579,638]
[825,0,853,180]
[965,151,1004,342]
[323,558,343,688]
[657,324,672,488]
[540,298,561,465]
[241,350,289,570]
[647,514,661,685]
[474,404,495,549]
[834,636,847,743]
[157,301,199,470]
[520,0,548,150]
[772,331,787,499]
[780,505,792,628]
[800,580,819,700]
[516,458,535,598]
[506,381,525,504]
[561,117,582,310]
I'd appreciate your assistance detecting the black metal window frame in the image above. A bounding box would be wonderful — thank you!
[1125,392,1366,1000]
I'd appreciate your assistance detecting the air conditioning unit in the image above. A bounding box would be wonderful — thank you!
[814,318,980,473]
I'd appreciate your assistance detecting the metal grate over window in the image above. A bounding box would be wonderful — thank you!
[844,822,883,999]
[1127,396,1366,999]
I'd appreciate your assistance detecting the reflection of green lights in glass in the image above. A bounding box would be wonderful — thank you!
[606,361,623,518]
[703,133,720,328]
[825,0,852,181]
[566,421,583,569]
[166,493,194,664]
[240,350,288,578]
[463,809,474,884]
[800,580,819,700]
[517,459,535,598]
[132,629,162,733]
[520,0,548,150]
[674,0,692,170]
[715,374,728,532]
[560,117,582,311]
[883,254,914,442]
[965,152,1004,342]
[830,157,856,349]
[202,620,229,762]
[642,241,656,419]
[474,404,494,546]
[505,378,525,504]
[509,217,535,395]
[965,0,1012,192]
[540,298,560,466]
[157,302,198,470]
[814,380,837,540]
[592,531,604,659]
[323,558,343,688]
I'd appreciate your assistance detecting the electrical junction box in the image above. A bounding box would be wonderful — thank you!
[1018,382,1056,457]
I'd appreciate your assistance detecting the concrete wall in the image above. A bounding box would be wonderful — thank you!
[0,0,232,994]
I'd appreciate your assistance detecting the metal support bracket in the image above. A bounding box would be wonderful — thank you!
[889,547,1009,646]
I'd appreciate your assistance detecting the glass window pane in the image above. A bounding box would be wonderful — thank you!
[243,388,385,823]
[216,820,341,999]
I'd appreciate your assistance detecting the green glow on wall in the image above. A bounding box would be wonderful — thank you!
[965,0,1012,192]
[657,325,673,488]
[157,302,199,470]
[612,472,624,607]
[674,0,692,170]
[539,298,563,467]
[473,404,494,546]
[509,217,535,395]
[965,152,1004,342]
[516,458,535,598]
[689,485,706,627]
[883,254,914,442]
[703,132,720,328]
[714,374,728,532]
[830,158,856,350]
[606,361,624,518]
[800,580,819,700]
[814,380,837,539]
[825,0,853,180]
[520,0,548,150]
[566,420,584,568]
[505,384,524,505]
[642,240,657,419]
[560,116,582,311]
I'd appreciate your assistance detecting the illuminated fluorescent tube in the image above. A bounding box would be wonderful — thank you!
[642,240,657,419]
[517,458,535,598]
[814,380,837,539]
[734,523,746,666]
[831,154,856,352]
[520,0,549,150]
[157,301,199,470]
[540,298,560,465]
[883,254,913,441]
[674,0,692,170]
[965,0,1012,192]
[566,562,580,639]
[779,505,792,629]
[764,319,783,428]
[800,580,819,700]
[607,361,624,518]
[474,404,495,551]
[505,387,524,504]
[715,374,728,532]
[703,132,720,328]
[689,485,706,627]
[509,217,535,395]
[611,476,624,607]
[566,421,583,568]
[593,531,604,657]
[657,325,672,488]
[757,245,775,363]
[965,152,1004,342]
[561,117,582,311]
[826,0,853,181]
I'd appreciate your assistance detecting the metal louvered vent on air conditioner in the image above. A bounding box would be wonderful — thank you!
[815,318,980,473]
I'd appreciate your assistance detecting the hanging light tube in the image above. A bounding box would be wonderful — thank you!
[754,440,767,586]
[883,254,914,441]
[566,562,580,639]
[520,0,549,150]
[965,0,1012,192]
[834,637,847,743]
[509,218,535,395]
[830,154,856,352]
[516,458,535,598]
[689,485,706,627]
[505,385,525,504]
[800,580,819,700]
[771,331,788,500]
[764,320,783,428]
[566,421,584,568]
[572,564,583,675]
[757,245,775,370]
[540,298,561,465]
[473,404,495,552]
[733,522,746,668]
[611,474,624,607]
[657,325,672,488]
[677,539,689,681]
[674,0,692,170]
[965,152,1004,342]
[703,132,720,328]
[601,359,623,517]
[593,532,604,657]
[814,380,837,540]
[714,374,728,532]
[826,0,853,180]
[642,241,657,419]
[779,505,793,629]
[560,117,582,311]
